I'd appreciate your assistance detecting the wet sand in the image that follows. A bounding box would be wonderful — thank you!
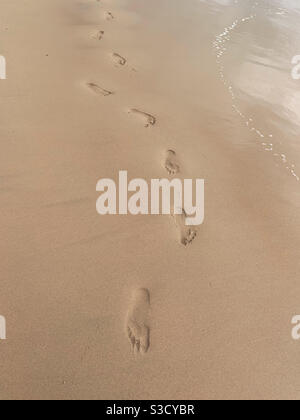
[1,0,300,400]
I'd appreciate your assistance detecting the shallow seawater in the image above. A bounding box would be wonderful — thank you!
[210,0,300,181]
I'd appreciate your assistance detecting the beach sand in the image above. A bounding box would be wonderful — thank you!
[1,0,300,400]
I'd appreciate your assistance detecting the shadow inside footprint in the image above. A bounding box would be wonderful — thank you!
[92,30,104,41]
[164,150,180,176]
[126,288,150,354]
[86,82,114,97]
[173,209,197,246]
[104,11,114,21]
[112,53,127,66]
[129,109,156,128]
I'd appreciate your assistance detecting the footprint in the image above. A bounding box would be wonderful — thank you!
[126,288,150,354]
[112,53,127,66]
[104,11,114,21]
[92,30,104,41]
[164,150,180,176]
[86,82,114,97]
[129,109,156,128]
[173,209,197,246]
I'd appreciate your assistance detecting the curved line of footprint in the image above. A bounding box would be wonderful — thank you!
[85,0,198,356]
[87,0,197,247]
[87,5,157,126]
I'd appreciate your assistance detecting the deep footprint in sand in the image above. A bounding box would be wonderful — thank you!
[164,150,180,175]
[129,109,156,128]
[126,288,150,354]
[173,209,197,246]
[112,53,127,66]
[86,82,114,97]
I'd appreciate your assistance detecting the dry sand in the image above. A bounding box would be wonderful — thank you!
[1,0,300,400]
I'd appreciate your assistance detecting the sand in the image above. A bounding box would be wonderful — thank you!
[1,0,300,400]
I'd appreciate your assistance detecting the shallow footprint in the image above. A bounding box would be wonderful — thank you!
[173,209,197,246]
[86,82,114,97]
[126,288,150,354]
[164,150,180,176]
[104,11,114,21]
[112,53,127,66]
[91,30,104,41]
[129,109,156,128]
